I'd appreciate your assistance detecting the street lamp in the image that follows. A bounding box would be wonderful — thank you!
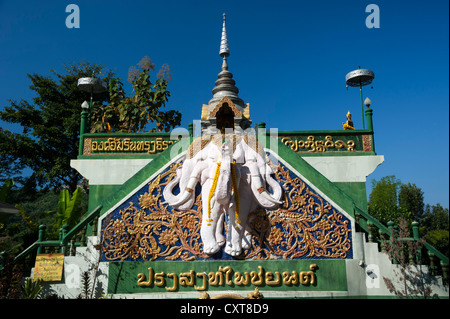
[77,77,107,110]
[345,67,375,130]
[78,101,90,156]
[77,76,107,156]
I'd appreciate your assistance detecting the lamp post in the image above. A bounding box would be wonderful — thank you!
[77,76,107,156]
[345,67,375,130]
[77,77,107,110]
[78,101,90,156]
[364,97,375,153]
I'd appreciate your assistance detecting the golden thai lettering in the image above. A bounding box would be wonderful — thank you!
[234,271,250,286]
[208,271,223,285]
[137,267,153,287]
[179,270,195,286]
[90,137,175,154]
[250,266,264,285]
[136,264,318,291]
[194,272,208,291]
[265,271,282,286]
[282,270,299,285]
[281,136,355,153]
[154,271,165,287]
[165,273,178,291]
[219,266,233,285]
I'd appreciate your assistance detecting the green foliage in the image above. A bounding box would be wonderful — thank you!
[398,182,424,221]
[20,278,43,299]
[368,175,402,224]
[0,179,15,226]
[53,188,83,231]
[0,189,88,254]
[79,271,91,299]
[369,176,448,257]
[0,62,114,192]
[90,56,181,133]
[368,176,428,225]
[0,179,14,203]
[426,230,449,258]
[0,256,23,298]
[421,203,449,231]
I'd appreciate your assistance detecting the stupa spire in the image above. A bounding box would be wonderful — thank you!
[219,13,230,58]
[208,13,245,110]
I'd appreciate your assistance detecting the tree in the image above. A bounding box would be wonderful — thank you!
[0,62,113,192]
[420,204,449,258]
[368,175,402,224]
[398,183,424,221]
[0,57,182,192]
[89,56,181,133]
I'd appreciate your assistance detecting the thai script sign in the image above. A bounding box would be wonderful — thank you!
[280,133,372,153]
[33,253,64,282]
[83,136,177,155]
[107,260,348,294]
[137,264,318,291]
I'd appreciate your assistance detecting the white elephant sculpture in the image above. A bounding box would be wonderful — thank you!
[163,134,283,256]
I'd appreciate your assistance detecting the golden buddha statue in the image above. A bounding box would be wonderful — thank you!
[343,110,355,130]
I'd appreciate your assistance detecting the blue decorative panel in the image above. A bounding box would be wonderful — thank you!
[100,155,352,262]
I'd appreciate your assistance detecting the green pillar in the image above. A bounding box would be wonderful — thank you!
[411,221,421,263]
[37,225,46,255]
[365,107,373,131]
[78,110,88,156]
[411,221,419,240]
[188,123,194,137]
[360,85,365,130]
[365,107,375,153]
[257,122,266,135]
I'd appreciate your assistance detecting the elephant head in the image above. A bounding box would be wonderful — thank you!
[239,138,283,209]
[165,136,282,211]
[163,141,220,210]
[163,134,283,256]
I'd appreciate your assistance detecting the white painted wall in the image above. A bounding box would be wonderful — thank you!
[70,159,152,185]
[303,155,384,182]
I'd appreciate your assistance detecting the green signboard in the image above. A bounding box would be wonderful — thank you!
[108,259,348,294]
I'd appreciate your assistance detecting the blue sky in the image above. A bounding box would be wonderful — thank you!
[0,0,448,208]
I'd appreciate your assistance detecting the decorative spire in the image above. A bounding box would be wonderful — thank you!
[209,13,245,110]
[219,13,230,58]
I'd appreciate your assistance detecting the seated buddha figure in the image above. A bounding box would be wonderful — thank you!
[343,110,355,130]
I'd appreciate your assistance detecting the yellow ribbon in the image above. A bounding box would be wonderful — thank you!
[207,162,221,226]
[230,161,240,228]
[206,161,240,228]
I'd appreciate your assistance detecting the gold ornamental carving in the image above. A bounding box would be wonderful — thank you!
[101,155,352,262]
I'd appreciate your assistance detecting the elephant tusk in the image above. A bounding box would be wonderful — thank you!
[170,176,198,207]
[260,189,283,205]
[170,190,192,207]
[251,175,283,206]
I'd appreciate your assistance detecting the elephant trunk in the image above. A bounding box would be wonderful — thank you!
[169,175,199,208]
[215,161,231,204]
[215,142,232,204]
[251,175,283,208]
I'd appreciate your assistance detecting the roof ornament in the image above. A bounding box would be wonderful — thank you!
[208,13,245,110]
[219,13,230,58]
